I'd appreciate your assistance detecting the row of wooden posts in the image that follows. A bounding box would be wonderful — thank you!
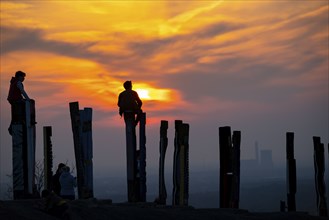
[10,100,328,216]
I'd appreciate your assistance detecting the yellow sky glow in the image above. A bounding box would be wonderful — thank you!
[1,1,327,125]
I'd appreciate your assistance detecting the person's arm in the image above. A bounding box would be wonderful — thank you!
[17,81,30,100]
[134,91,142,108]
[73,176,77,187]
[118,93,123,116]
[117,95,120,107]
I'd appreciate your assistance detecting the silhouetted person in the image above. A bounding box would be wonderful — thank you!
[7,70,31,135]
[52,163,66,196]
[117,81,143,202]
[117,80,143,126]
[59,166,77,200]
[7,70,30,104]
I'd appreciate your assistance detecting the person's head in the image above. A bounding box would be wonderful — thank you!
[123,81,132,90]
[57,163,65,171]
[15,71,26,82]
[62,166,70,173]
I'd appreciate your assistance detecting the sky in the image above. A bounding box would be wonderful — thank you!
[0,1,328,187]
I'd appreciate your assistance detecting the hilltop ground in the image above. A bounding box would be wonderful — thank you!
[0,199,327,220]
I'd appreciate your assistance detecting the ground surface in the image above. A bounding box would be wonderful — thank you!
[0,199,327,220]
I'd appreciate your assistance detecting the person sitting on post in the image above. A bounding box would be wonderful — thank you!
[7,70,31,135]
[117,80,143,126]
[7,70,30,104]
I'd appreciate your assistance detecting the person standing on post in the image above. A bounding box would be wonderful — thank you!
[117,80,143,202]
[7,70,31,135]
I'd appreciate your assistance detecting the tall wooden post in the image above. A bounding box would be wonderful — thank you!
[11,99,36,199]
[181,123,189,206]
[139,112,147,202]
[286,132,296,211]
[231,130,241,208]
[172,120,189,206]
[80,108,94,198]
[313,136,328,217]
[69,102,94,199]
[158,120,168,205]
[219,126,232,208]
[123,112,137,202]
[173,120,182,206]
[43,126,53,191]
[70,102,84,199]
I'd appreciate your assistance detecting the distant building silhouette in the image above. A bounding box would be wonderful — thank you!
[241,142,259,170]
[241,142,274,178]
[260,150,273,169]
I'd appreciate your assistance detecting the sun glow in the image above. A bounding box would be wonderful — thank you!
[136,89,150,99]
[134,86,172,102]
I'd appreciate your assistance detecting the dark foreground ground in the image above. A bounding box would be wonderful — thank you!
[0,199,327,220]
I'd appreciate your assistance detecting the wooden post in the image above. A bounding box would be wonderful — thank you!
[123,112,137,202]
[219,126,232,208]
[80,108,94,198]
[25,100,36,197]
[69,102,84,199]
[158,120,168,205]
[286,132,296,211]
[43,126,53,191]
[69,102,94,199]
[313,136,328,217]
[181,123,189,206]
[139,112,147,202]
[172,120,189,206]
[172,120,182,206]
[11,99,36,199]
[231,130,241,208]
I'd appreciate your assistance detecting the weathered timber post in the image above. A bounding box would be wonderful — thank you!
[313,136,328,217]
[122,111,140,202]
[219,126,232,208]
[180,123,190,206]
[138,112,147,202]
[173,120,182,206]
[286,132,296,211]
[231,130,241,208]
[69,102,94,199]
[158,120,168,205]
[80,107,94,198]
[11,99,37,199]
[70,102,84,199]
[43,126,53,191]
[172,120,189,206]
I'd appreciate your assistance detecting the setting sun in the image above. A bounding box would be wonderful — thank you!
[135,89,150,99]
